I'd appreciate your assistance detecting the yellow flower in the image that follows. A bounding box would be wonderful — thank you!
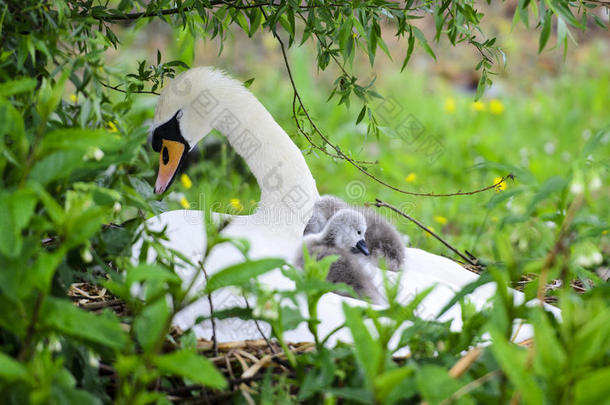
[489,99,504,115]
[405,173,417,183]
[229,198,244,212]
[69,93,78,103]
[106,121,118,132]
[471,101,486,112]
[180,196,190,209]
[494,176,506,192]
[434,215,448,225]
[180,173,192,189]
[602,230,608,235]
[425,226,435,237]
[444,98,456,114]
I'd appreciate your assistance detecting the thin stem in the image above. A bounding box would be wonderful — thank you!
[100,80,160,95]
[372,199,482,269]
[200,263,218,357]
[274,22,514,197]
[17,292,44,361]
[536,195,583,303]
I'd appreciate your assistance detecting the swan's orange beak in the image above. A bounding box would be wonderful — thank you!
[154,139,186,194]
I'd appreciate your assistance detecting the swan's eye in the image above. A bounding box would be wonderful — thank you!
[162,146,169,165]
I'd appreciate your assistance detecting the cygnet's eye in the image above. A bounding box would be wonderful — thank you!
[357,231,362,235]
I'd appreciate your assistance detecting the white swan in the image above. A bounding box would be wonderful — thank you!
[136,67,559,349]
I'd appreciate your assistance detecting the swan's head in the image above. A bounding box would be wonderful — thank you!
[324,209,370,256]
[150,67,248,193]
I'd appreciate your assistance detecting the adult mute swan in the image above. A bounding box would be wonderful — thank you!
[136,67,559,347]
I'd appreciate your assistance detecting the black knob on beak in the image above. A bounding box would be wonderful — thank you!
[354,239,370,256]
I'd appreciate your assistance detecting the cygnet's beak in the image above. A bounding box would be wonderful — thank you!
[354,239,370,256]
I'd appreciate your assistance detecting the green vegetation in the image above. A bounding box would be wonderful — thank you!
[0,0,608,403]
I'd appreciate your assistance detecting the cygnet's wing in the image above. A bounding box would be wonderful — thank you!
[356,207,406,272]
[324,252,384,305]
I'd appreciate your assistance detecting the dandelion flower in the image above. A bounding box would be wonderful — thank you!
[180,173,192,189]
[180,197,190,209]
[106,121,118,133]
[425,226,435,237]
[69,93,78,103]
[405,172,417,183]
[444,98,456,114]
[471,101,486,112]
[494,176,506,192]
[489,99,504,115]
[434,215,448,225]
[230,198,244,212]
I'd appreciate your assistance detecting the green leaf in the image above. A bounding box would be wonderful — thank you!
[548,0,583,28]
[41,297,128,350]
[374,366,413,403]
[416,365,463,404]
[412,26,436,61]
[126,264,181,288]
[205,258,284,293]
[153,350,226,389]
[573,367,610,405]
[134,297,171,353]
[343,303,381,387]
[36,69,70,122]
[488,327,544,405]
[538,10,552,53]
[400,29,416,72]
[0,352,29,382]
[438,272,493,317]
[29,150,83,185]
[31,249,66,293]
[531,307,566,377]
[527,176,567,213]
[0,188,37,258]
[0,78,37,97]
[356,105,367,125]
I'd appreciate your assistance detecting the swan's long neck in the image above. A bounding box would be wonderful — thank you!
[211,88,319,237]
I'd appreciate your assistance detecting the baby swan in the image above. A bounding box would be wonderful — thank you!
[303,195,348,235]
[296,209,384,304]
[304,195,406,272]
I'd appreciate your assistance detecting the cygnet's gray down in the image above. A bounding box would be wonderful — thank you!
[296,209,383,304]
[303,195,348,235]
[304,195,406,271]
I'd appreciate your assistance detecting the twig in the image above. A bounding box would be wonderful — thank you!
[244,297,276,355]
[448,347,483,378]
[89,1,420,22]
[200,262,218,357]
[372,199,482,269]
[100,80,160,95]
[439,370,501,405]
[272,18,514,197]
[79,299,123,310]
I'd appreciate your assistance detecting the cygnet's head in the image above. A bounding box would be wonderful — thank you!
[324,210,370,256]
